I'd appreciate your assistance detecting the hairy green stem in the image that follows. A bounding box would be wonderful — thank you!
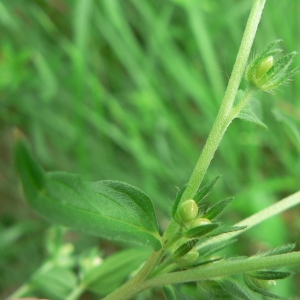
[141,251,300,288]
[102,250,163,300]
[182,0,266,201]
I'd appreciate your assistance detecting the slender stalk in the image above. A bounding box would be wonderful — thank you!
[141,251,300,288]
[182,0,266,201]
[7,284,31,299]
[65,284,86,300]
[103,250,163,300]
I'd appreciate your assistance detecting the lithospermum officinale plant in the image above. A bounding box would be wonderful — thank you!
[10,0,300,299]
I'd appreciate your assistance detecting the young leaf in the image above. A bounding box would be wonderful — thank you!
[163,285,194,300]
[206,225,247,238]
[194,175,221,204]
[183,223,219,238]
[204,197,234,220]
[257,244,296,257]
[244,275,287,300]
[248,270,292,280]
[172,239,198,260]
[218,279,252,300]
[85,247,151,296]
[14,133,162,250]
[172,186,187,219]
[197,238,237,258]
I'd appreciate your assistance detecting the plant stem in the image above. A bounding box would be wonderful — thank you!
[102,250,163,300]
[141,251,300,289]
[7,284,31,299]
[65,284,86,300]
[181,0,266,201]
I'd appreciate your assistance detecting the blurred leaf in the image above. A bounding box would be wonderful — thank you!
[248,270,292,280]
[218,279,251,300]
[163,285,194,300]
[273,108,300,151]
[14,131,162,250]
[84,247,151,296]
[30,266,77,300]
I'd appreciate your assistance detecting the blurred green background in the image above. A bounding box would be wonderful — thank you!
[1,0,300,299]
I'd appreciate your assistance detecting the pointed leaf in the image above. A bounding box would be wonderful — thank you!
[236,96,268,129]
[194,175,221,204]
[207,225,247,238]
[204,197,234,220]
[184,223,219,238]
[172,239,198,260]
[248,270,292,280]
[14,133,162,250]
[258,244,296,257]
[172,186,187,219]
[244,275,287,300]
[219,279,251,300]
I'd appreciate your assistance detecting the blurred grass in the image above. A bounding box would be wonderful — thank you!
[0,0,300,298]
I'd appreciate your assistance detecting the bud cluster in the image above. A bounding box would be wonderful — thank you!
[245,40,300,92]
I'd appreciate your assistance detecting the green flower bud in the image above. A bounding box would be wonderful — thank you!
[176,199,198,224]
[189,217,211,229]
[245,40,300,93]
[175,249,199,267]
[251,278,276,290]
[256,56,274,79]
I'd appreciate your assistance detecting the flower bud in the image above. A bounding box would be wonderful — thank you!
[251,278,276,290]
[256,56,274,79]
[189,217,211,229]
[176,199,198,224]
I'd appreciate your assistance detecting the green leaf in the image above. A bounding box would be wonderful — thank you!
[244,275,287,300]
[258,243,296,257]
[183,223,219,238]
[172,186,187,220]
[14,133,162,250]
[172,239,198,260]
[197,238,237,258]
[207,225,247,238]
[163,285,194,300]
[236,92,267,129]
[204,197,234,220]
[85,247,151,296]
[248,270,292,280]
[30,266,77,300]
[273,108,300,151]
[194,175,221,204]
[218,279,252,300]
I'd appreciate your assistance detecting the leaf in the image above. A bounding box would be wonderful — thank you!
[218,279,252,300]
[257,243,296,257]
[14,132,162,250]
[273,108,300,151]
[172,239,198,260]
[85,247,151,296]
[194,175,221,204]
[30,266,77,300]
[172,186,187,219]
[197,238,237,258]
[204,197,234,220]
[248,270,292,280]
[244,275,287,300]
[183,223,219,238]
[207,225,247,238]
[163,285,194,300]
[236,93,268,129]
